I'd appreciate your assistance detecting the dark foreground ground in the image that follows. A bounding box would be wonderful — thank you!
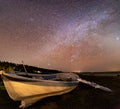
[0,74,120,109]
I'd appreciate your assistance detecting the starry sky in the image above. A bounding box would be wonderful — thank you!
[0,0,120,72]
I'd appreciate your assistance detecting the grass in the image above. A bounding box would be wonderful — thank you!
[0,85,5,90]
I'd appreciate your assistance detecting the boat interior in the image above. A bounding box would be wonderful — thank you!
[9,71,79,81]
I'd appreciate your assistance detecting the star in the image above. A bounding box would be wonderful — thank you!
[116,37,120,41]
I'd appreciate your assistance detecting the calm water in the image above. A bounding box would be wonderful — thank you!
[0,75,120,109]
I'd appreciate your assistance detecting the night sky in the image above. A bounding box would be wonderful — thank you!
[0,0,120,72]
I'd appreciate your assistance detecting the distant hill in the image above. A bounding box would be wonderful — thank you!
[0,61,61,74]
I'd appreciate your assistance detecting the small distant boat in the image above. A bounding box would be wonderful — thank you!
[0,71,79,108]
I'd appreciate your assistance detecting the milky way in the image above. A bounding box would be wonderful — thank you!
[0,0,120,72]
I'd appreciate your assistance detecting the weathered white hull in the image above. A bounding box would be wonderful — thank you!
[1,72,78,108]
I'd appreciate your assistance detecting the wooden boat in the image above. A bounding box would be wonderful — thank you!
[0,70,112,108]
[0,71,79,108]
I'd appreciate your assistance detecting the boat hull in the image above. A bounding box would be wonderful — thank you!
[1,72,78,108]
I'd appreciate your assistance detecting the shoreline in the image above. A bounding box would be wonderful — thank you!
[79,72,120,77]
